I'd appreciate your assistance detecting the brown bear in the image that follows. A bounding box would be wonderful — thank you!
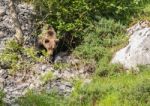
[38,25,59,55]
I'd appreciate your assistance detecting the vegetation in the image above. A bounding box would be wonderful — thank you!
[0,91,5,105]
[24,0,150,50]
[40,71,53,84]
[0,40,47,74]
[0,40,23,73]
[0,0,150,105]
[18,69,150,106]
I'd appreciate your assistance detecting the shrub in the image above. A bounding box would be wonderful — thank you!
[0,40,22,69]
[23,47,47,63]
[0,40,48,74]
[74,18,126,60]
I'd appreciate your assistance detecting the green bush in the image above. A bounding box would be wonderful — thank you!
[74,18,126,60]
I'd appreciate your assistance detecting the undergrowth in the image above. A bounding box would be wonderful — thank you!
[0,40,48,74]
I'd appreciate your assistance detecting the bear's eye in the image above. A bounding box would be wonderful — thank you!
[45,39,49,43]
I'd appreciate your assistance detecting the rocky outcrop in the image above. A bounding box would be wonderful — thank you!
[0,0,35,51]
[0,54,95,105]
[112,21,150,70]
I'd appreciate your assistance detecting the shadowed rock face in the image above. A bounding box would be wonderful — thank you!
[112,21,150,70]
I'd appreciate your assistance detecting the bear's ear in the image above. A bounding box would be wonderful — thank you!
[47,26,56,36]
[48,30,54,36]
[48,25,53,30]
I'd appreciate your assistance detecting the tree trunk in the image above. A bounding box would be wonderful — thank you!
[8,0,24,45]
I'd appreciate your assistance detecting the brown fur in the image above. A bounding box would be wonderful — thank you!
[38,26,59,55]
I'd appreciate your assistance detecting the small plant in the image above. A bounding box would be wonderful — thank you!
[0,90,5,105]
[23,47,47,63]
[53,62,70,70]
[4,40,23,53]
[40,71,53,84]
[0,40,46,74]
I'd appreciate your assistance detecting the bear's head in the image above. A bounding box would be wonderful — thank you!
[38,26,59,55]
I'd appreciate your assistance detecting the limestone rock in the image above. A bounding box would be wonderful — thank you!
[0,7,5,16]
[112,26,150,70]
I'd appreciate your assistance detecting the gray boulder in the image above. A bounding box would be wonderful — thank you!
[112,23,150,70]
